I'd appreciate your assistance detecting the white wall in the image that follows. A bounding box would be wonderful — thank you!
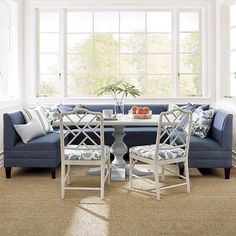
[0,0,24,156]
[215,0,236,162]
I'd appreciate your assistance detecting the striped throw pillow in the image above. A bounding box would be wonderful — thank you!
[22,106,53,133]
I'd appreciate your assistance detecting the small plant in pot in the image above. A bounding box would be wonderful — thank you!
[97,80,142,116]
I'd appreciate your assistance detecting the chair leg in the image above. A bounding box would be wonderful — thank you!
[67,165,71,184]
[154,164,160,201]
[224,168,231,179]
[161,165,165,182]
[107,156,111,185]
[100,163,105,200]
[184,162,190,193]
[51,168,56,179]
[5,167,11,178]
[129,156,133,189]
[61,164,65,199]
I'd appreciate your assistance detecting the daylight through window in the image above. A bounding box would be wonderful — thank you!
[38,10,202,98]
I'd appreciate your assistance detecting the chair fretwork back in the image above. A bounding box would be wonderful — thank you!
[156,108,192,154]
[59,108,104,151]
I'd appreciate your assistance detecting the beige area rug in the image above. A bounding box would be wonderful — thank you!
[0,165,236,236]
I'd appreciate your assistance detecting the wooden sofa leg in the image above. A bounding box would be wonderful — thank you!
[224,168,231,179]
[179,166,185,176]
[5,167,11,178]
[51,168,56,179]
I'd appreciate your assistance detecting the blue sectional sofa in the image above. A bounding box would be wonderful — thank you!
[3,103,233,179]
[3,111,61,178]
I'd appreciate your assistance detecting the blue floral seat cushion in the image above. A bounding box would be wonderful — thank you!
[130,144,185,160]
[64,145,110,160]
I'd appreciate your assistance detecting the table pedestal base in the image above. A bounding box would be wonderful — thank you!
[88,165,152,181]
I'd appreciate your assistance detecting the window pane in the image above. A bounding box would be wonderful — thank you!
[179,54,199,73]
[94,75,118,94]
[147,75,172,96]
[120,75,145,95]
[94,54,119,74]
[180,32,200,53]
[147,12,172,32]
[40,54,59,74]
[179,12,199,32]
[179,74,200,96]
[39,74,60,96]
[0,28,9,50]
[120,34,145,53]
[120,12,145,32]
[147,54,172,74]
[0,1,9,27]
[230,74,236,96]
[0,51,9,73]
[120,54,145,74]
[0,72,8,96]
[230,51,236,73]
[67,54,93,74]
[40,33,59,53]
[67,74,93,96]
[147,34,171,53]
[94,34,119,54]
[230,28,236,50]
[67,12,93,33]
[231,4,236,27]
[94,12,119,32]
[67,34,93,53]
[40,12,59,32]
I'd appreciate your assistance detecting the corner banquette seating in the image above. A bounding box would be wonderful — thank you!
[3,104,233,179]
[3,111,61,179]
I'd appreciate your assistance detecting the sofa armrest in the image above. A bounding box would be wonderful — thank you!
[210,111,233,150]
[3,111,26,151]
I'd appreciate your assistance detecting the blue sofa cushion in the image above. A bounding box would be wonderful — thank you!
[14,132,60,152]
[189,135,221,152]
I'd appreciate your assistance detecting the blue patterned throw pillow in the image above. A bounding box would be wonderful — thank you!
[191,107,215,138]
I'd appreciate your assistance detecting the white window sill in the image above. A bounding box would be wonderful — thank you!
[0,98,23,111]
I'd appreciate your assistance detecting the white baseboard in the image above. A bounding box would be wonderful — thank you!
[232,150,236,167]
[0,151,3,167]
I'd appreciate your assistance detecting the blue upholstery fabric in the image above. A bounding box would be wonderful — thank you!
[209,111,233,150]
[4,112,25,150]
[3,112,61,169]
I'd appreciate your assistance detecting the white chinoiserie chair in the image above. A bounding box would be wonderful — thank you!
[59,108,110,200]
[129,108,192,200]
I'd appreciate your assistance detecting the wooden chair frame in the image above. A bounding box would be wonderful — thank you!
[129,108,192,200]
[59,108,110,200]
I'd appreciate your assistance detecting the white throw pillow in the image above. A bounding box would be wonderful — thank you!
[191,107,215,138]
[14,119,46,144]
[22,106,53,133]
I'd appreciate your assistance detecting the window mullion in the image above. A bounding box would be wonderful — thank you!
[173,8,178,97]
[61,8,66,99]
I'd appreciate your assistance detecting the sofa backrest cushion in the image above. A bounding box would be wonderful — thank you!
[4,111,26,150]
[209,111,233,150]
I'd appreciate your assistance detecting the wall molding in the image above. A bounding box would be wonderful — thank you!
[0,151,3,168]
[232,150,236,167]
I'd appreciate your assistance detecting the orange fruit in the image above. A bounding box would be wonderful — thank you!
[131,106,138,114]
[143,107,150,114]
[137,107,145,114]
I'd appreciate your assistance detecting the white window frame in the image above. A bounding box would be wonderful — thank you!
[36,7,205,99]
[177,9,202,97]
[0,0,18,100]
[228,1,236,97]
